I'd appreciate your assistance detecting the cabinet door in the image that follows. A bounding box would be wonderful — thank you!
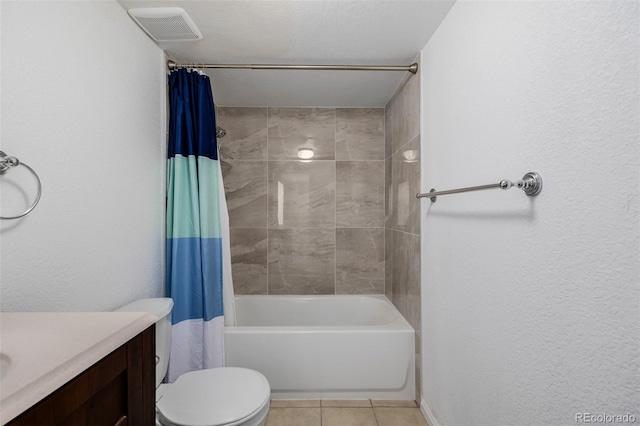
[9,325,155,426]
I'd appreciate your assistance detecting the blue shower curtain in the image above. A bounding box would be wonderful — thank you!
[166,68,230,382]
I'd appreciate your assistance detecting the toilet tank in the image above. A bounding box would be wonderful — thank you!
[116,298,174,387]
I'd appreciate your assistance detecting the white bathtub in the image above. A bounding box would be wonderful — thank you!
[224,295,415,400]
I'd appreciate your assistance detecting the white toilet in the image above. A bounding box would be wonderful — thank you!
[117,298,270,426]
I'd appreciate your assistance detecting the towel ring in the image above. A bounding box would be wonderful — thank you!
[0,151,42,220]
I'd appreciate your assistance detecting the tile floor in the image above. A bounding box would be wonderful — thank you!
[266,400,429,426]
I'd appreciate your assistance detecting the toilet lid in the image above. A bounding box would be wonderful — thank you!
[157,367,270,426]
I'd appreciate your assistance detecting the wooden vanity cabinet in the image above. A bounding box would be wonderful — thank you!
[8,325,155,426]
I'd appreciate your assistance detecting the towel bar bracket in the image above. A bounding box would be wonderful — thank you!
[518,172,543,196]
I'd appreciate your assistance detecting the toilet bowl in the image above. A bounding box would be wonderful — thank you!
[117,298,270,426]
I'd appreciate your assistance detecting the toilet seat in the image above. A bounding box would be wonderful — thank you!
[157,367,270,426]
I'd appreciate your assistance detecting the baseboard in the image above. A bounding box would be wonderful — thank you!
[420,398,441,426]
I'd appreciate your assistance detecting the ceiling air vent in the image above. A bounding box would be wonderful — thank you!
[128,7,202,42]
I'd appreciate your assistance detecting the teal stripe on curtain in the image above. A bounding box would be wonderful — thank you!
[166,156,222,239]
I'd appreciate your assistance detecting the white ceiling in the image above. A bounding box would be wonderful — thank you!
[116,0,455,107]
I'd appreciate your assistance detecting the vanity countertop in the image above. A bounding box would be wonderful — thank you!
[0,311,157,424]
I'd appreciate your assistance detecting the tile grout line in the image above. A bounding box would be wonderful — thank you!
[371,400,382,426]
[266,107,270,296]
[382,107,387,298]
[336,108,338,296]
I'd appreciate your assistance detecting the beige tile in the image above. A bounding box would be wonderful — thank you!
[321,399,372,407]
[321,407,377,426]
[266,407,321,426]
[268,108,335,160]
[390,135,420,235]
[384,157,393,228]
[336,228,384,294]
[385,100,394,160]
[268,160,335,227]
[391,230,421,331]
[230,227,268,294]
[217,107,268,160]
[336,108,385,161]
[268,228,335,295]
[391,71,420,155]
[336,161,385,228]
[371,400,417,407]
[223,160,267,228]
[271,399,321,408]
[374,407,429,426]
[384,228,393,300]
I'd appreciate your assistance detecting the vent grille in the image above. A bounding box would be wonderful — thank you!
[128,8,202,42]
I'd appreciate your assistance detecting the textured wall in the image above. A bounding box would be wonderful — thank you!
[218,107,386,295]
[419,1,639,424]
[384,61,422,402]
[1,2,166,311]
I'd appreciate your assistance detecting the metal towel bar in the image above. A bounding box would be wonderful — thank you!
[416,172,542,202]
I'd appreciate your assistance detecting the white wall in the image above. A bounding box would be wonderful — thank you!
[1,1,166,311]
[420,1,639,425]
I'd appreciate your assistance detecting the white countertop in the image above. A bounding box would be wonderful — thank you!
[0,312,157,425]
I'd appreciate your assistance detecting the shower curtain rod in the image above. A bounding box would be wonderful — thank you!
[167,60,418,74]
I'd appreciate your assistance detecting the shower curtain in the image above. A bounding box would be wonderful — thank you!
[166,68,235,383]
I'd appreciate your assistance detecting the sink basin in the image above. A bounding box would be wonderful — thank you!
[0,352,11,380]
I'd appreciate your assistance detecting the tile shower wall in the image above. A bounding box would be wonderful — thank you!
[219,107,386,295]
[384,63,422,401]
